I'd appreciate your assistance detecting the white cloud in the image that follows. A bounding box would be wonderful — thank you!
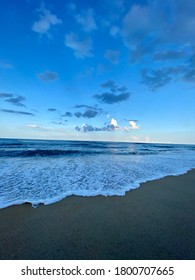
[144,136,151,143]
[26,124,65,133]
[110,118,118,128]
[75,8,97,32]
[130,136,154,143]
[129,120,139,130]
[131,136,139,142]
[65,32,93,58]
[26,124,41,129]
[74,117,120,133]
[74,118,141,134]
[32,7,62,35]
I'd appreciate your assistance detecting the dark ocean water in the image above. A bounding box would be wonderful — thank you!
[0,138,194,208]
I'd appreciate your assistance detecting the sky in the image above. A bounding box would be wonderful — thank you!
[0,0,195,144]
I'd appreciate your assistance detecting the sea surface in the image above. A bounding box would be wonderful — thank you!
[0,138,195,209]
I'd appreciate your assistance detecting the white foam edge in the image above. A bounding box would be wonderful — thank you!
[0,166,194,210]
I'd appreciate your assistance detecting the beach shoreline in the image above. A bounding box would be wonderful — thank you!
[0,169,195,260]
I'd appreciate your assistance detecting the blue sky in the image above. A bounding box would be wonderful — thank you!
[0,0,194,143]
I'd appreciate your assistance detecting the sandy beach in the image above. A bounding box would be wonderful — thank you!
[0,169,195,260]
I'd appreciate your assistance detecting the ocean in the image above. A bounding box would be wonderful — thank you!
[0,138,195,209]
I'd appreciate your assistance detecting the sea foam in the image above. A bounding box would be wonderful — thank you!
[0,139,194,209]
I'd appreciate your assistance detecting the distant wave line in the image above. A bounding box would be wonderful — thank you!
[0,148,160,157]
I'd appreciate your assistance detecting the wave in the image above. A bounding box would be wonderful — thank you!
[151,144,174,149]
[0,139,195,210]
[0,142,23,147]
[0,167,193,210]
[0,148,160,157]
[0,149,90,157]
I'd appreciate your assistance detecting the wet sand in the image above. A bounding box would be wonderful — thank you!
[0,169,195,260]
